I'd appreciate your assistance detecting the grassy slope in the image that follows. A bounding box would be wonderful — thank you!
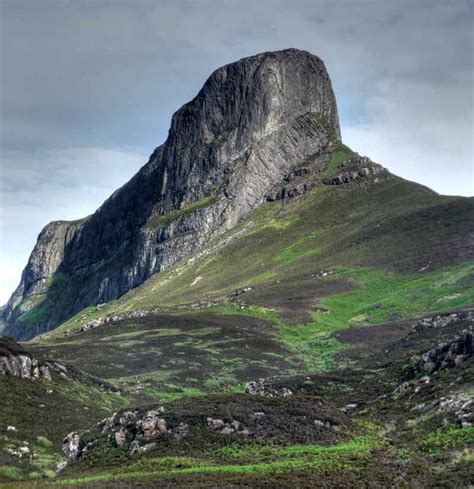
[29,156,474,397]
[4,149,473,487]
[8,315,473,488]
[49,156,473,323]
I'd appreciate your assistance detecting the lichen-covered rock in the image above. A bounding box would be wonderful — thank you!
[3,48,341,339]
[266,181,315,201]
[62,432,82,463]
[98,408,168,452]
[245,378,293,397]
[63,395,353,465]
[62,431,97,463]
[438,393,473,428]
[229,287,252,297]
[207,417,246,435]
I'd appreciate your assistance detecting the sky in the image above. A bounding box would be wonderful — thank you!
[0,0,473,304]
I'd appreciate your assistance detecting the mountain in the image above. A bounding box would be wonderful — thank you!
[3,48,341,339]
[0,49,473,487]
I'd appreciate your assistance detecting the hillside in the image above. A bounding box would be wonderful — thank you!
[27,151,474,399]
[0,49,473,488]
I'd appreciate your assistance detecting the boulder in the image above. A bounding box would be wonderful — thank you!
[245,378,293,397]
[403,328,473,379]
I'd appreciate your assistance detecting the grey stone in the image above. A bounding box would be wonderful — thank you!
[245,378,293,397]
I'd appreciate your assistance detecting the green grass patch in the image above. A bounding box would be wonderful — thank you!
[0,465,23,480]
[248,271,277,284]
[56,436,380,485]
[218,435,377,458]
[146,196,218,228]
[146,387,206,403]
[323,146,354,177]
[419,425,474,454]
[215,304,345,371]
[275,229,321,264]
[18,303,52,329]
[275,246,320,265]
[314,262,474,334]
[215,261,473,372]
[310,112,329,127]
[35,436,53,448]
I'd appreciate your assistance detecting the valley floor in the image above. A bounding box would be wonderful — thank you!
[1,310,472,488]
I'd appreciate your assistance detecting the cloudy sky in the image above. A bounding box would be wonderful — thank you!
[0,0,473,304]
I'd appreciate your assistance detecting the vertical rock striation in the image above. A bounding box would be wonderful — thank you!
[3,48,341,339]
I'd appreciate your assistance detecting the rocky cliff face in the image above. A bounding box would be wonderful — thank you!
[3,48,341,339]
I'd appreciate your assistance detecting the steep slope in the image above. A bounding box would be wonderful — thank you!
[4,48,341,339]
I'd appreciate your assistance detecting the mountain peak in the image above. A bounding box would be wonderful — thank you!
[167,48,340,156]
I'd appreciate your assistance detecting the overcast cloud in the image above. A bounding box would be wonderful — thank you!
[1,0,473,303]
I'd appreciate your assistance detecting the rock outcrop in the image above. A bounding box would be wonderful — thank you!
[322,156,384,186]
[62,395,352,465]
[3,48,341,339]
[403,328,473,379]
[62,431,98,463]
[245,378,293,397]
[0,336,54,380]
[409,311,473,335]
[0,336,120,395]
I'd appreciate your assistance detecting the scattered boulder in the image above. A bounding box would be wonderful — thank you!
[409,311,473,335]
[71,309,151,336]
[229,287,252,297]
[207,417,246,435]
[438,393,473,428]
[245,378,293,397]
[341,403,358,414]
[5,442,30,458]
